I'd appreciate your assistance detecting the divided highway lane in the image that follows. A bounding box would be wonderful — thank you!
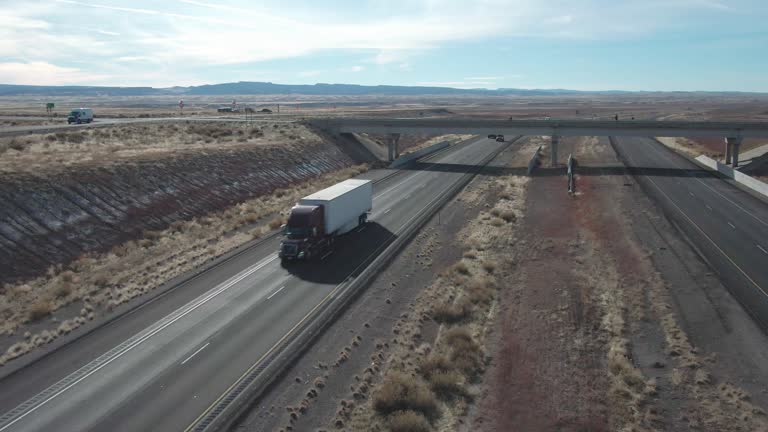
[0,136,509,432]
[611,137,768,327]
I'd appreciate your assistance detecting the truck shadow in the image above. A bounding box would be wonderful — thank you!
[280,221,397,284]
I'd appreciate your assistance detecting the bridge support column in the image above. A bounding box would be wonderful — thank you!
[724,137,733,165]
[388,133,401,161]
[729,136,743,168]
[550,135,560,167]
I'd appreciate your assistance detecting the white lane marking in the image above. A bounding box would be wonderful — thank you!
[758,245,768,255]
[320,251,333,261]
[689,191,695,197]
[0,253,278,431]
[181,343,210,365]
[267,285,286,300]
[706,205,713,211]
[373,138,481,202]
[384,208,392,214]
[728,222,736,229]
[645,140,768,227]
[620,141,767,298]
[403,193,412,200]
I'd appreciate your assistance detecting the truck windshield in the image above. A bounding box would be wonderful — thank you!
[69,111,80,117]
[285,226,309,239]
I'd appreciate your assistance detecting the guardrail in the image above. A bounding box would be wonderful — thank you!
[694,155,768,199]
[195,136,522,432]
[527,146,542,175]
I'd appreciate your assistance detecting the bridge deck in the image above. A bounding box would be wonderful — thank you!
[316,118,768,138]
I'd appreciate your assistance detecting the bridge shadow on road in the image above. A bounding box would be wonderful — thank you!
[398,161,714,178]
[281,222,397,284]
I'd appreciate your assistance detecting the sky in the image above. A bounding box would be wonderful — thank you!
[1,0,767,92]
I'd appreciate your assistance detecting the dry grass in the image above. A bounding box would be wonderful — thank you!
[0,121,321,173]
[481,260,497,273]
[0,162,369,366]
[419,354,454,379]
[28,300,53,321]
[490,217,505,227]
[431,299,472,324]
[373,373,439,421]
[453,262,470,276]
[428,370,467,400]
[444,327,485,379]
[467,277,495,305]
[387,410,432,432]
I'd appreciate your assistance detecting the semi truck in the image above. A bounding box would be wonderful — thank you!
[67,108,93,124]
[279,179,373,261]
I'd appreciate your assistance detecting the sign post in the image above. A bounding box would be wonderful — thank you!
[179,100,184,117]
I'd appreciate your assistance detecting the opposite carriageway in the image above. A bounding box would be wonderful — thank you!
[311,118,768,167]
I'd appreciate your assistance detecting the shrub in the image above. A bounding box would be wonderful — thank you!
[419,354,453,379]
[490,217,505,227]
[60,270,76,283]
[481,260,497,273]
[54,282,73,298]
[268,217,284,230]
[468,278,495,305]
[445,327,484,379]
[432,299,471,324]
[453,262,470,276]
[428,371,467,400]
[490,208,501,217]
[387,410,432,432]
[29,300,53,321]
[373,373,439,420]
[462,251,477,260]
[9,139,25,151]
[500,211,517,223]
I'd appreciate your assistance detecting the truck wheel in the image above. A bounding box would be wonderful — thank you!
[358,214,367,226]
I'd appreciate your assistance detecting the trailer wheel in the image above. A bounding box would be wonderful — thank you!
[358,213,367,226]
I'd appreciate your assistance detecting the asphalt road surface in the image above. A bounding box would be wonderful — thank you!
[611,137,768,328]
[0,136,508,432]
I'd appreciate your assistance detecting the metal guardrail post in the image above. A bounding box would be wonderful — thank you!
[567,154,575,193]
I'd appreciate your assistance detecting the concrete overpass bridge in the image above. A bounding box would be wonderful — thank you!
[311,118,768,167]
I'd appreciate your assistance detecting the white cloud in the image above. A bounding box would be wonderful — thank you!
[298,70,323,77]
[1,0,761,86]
[0,62,109,85]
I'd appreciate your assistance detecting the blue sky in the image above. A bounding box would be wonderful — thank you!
[1,0,767,91]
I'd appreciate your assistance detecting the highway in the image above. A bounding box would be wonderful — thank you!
[611,137,768,328]
[0,136,509,432]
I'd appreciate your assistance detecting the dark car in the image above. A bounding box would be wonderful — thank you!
[496,135,505,142]
[487,134,497,139]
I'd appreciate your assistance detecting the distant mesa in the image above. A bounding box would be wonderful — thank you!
[0,81,760,97]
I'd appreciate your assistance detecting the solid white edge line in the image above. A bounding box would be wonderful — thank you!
[758,245,768,255]
[181,343,210,365]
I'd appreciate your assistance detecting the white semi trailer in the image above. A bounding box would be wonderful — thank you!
[279,179,373,261]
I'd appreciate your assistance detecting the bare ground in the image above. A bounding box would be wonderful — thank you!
[473,136,768,432]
